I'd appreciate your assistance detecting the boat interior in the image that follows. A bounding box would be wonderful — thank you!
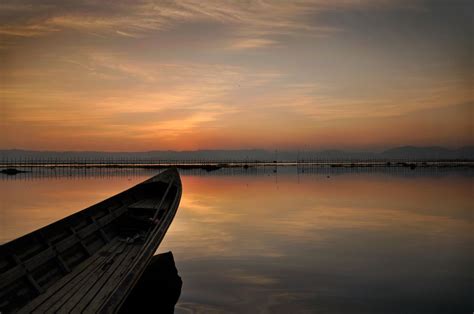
[0,173,179,313]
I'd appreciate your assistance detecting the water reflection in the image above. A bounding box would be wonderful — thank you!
[120,251,182,313]
[1,164,473,181]
[1,168,472,313]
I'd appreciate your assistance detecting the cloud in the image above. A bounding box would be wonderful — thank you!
[1,47,284,148]
[115,30,142,38]
[0,0,408,44]
[1,0,471,150]
[0,25,53,37]
[228,38,278,50]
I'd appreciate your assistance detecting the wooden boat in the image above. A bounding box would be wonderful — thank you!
[0,168,182,313]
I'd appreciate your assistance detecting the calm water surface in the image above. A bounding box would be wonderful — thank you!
[1,167,472,313]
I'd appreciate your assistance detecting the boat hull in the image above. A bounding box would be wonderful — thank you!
[0,168,182,313]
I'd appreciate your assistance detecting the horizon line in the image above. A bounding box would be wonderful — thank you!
[1,145,474,154]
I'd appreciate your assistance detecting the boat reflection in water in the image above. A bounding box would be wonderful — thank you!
[120,251,182,314]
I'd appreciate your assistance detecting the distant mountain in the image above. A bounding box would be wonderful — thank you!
[0,146,473,162]
[381,146,474,160]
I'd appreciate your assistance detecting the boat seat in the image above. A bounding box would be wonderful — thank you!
[128,199,159,210]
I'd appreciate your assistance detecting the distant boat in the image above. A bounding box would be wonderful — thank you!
[0,168,182,313]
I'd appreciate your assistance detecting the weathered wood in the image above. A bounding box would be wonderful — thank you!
[0,265,25,292]
[72,245,143,313]
[68,183,178,313]
[39,242,128,313]
[101,186,181,313]
[21,240,122,314]
[0,168,182,313]
[37,231,71,273]
[128,199,159,210]
[26,273,44,294]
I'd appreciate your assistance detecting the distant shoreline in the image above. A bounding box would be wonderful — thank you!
[1,161,473,173]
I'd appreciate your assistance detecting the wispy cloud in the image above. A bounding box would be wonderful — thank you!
[0,0,408,44]
[228,38,278,50]
[115,30,142,38]
[1,49,282,146]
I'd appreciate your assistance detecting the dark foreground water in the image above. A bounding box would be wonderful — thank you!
[1,167,472,313]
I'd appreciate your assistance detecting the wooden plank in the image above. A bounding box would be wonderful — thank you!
[55,234,79,252]
[97,205,126,227]
[0,265,25,291]
[16,242,46,262]
[37,231,71,273]
[31,241,124,314]
[26,273,44,294]
[90,216,110,243]
[9,253,44,295]
[68,227,93,257]
[128,199,159,209]
[23,247,55,271]
[52,206,126,253]
[76,223,99,239]
[74,245,143,313]
[56,254,71,274]
[18,239,121,314]
[54,243,139,313]
[151,182,173,222]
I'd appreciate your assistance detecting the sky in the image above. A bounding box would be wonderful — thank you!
[0,0,472,151]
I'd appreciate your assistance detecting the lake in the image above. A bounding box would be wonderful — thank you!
[1,166,472,313]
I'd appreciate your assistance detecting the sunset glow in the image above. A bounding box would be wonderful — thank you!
[1,1,472,151]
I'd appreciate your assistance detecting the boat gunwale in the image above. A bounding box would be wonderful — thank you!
[1,168,179,250]
[100,179,182,312]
